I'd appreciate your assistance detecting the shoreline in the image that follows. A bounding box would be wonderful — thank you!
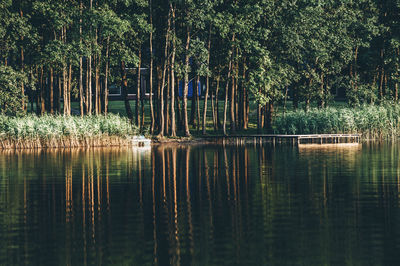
[2,132,399,150]
[0,135,397,150]
[0,136,151,150]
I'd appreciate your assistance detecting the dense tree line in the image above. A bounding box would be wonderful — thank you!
[0,0,399,135]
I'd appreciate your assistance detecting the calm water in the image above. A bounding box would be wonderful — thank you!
[1,143,400,265]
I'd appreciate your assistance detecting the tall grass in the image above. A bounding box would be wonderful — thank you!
[0,114,140,149]
[274,103,400,139]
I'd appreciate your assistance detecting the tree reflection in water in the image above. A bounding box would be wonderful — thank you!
[1,143,400,265]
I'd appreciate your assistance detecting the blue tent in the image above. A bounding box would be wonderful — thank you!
[178,80,201,98]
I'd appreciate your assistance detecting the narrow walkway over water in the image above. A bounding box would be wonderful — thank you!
[206,134,361,145]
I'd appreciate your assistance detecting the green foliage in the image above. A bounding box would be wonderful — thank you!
[1,0,400,137]
[0,66,29,116]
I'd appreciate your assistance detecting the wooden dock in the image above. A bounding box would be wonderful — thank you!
[204,134,361,145]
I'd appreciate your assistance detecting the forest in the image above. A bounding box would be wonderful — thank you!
[0,0,399,137]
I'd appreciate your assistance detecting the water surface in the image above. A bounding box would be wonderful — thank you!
[1,143,400,265]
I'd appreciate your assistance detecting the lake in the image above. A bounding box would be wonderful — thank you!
[1,142,400,265]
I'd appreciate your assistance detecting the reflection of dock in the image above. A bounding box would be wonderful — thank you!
[298,143,361,149]
[206,134,361,145]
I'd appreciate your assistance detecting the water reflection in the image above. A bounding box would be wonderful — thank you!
[1,143,400,265]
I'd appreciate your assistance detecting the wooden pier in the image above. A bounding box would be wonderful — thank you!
[205,134,361,145]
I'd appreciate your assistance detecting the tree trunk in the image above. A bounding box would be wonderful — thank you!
[36,68,41,115]
[66,62,72,115]
[140,78,145,128]
[223,77,230,136]
[183,27,191,136]
[215,76,221,130]
[85,60,89,113]
[63,62,68,115]
[29,70,34,112]
[79,0,84,116]
[20,7,25,112]
[170,4,176,137]
[50,67,54,114]
[158,8,171,137]
[211,90,215,130]
[58,75,62,113]
[175,78,181,130]
[190,82,196,126]
[104,36,110,115]
[379,48,384,101]
[234,55,239,129]
[196,76,200,131]
[229,38,236,133]
[202,25,212,135]
[40,66,45,115]
[396,48,400,102]
[318,73,325,108]
[242,58,248,129]
[95,53,101,115]
[136,49,142,126]
[121,61,133,120]
[223,33,235,135]
[156,67,162,130]
[257,101,262,133]
[149,0,154,133]
[266,102,274,132]
[165,68,170,134]
[88,55,92,115]
[88,0,93,115]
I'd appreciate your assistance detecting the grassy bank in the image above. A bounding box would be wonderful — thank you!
[274,104,400,139]
[11,102,400,146]
[0,114,140,149]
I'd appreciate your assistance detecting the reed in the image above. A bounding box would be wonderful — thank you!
[274,103,400,140]
[0,114,140,149]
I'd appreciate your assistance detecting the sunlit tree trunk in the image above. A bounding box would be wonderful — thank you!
[158,8,171,137]
[202,25,212,135]
[242,59,248,129]
[104,36,110,114]
[170,4,177,137]
[95,50,101,115]
[87,0,93,115]
[165,68,170,134]
[66,62,72,115]
[230,48,236,133]
[149,0,155,133]
[58,75,62,113]
[50,67,54,114]
[175,79,181,130]
[63,66,68,115]
[136,49,141,126]
[20,7,25,112]
[183,27,191,136]
[79,0,84,116]
[223,33,235,135]
[40,66,45,115]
